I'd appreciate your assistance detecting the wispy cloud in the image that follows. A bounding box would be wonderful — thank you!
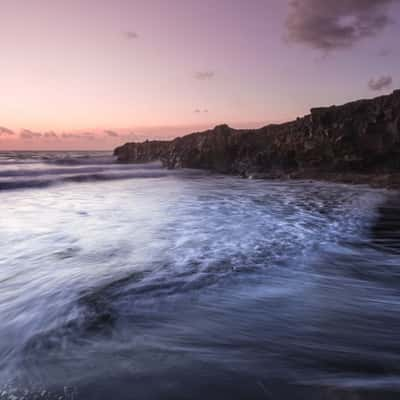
[104,130,119,137]
[43,131,58,139]
[368,75,393,91]
[61,133,75,139]
[0,126,15,136]
[124,31,139,40]
[194,71,215,80]
[286,0,397,51]
[62,132,95,140]
[378,48,392,56]
[194,109,209,113]
[20,129,42,139]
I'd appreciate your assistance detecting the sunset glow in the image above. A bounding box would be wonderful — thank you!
[0,0,399,149]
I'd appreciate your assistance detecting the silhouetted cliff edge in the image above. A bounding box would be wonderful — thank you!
[114,90,400,187]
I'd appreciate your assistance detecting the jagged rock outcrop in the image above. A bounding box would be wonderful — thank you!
[114,140,170,163]
[114,90,400,182]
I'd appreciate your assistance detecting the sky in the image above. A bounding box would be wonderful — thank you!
[0,0,399,150]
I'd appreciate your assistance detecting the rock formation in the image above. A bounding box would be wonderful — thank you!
[113,140,170,163]
[114,90,400,185]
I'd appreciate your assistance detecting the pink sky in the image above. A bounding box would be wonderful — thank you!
[0,0,399,150]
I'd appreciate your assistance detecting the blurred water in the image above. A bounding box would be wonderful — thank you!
[0,152,399,399]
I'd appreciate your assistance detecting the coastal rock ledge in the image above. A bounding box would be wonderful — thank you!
[114,90,400,187]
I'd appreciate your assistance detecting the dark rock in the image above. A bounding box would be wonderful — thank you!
[114,90,400,186]
[114,140,170,163]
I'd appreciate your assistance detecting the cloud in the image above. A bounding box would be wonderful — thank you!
[62,132,95,140]
[43,131,58,139]
[0,126,14,136]
[194,109,209,113]
[20,129,42,139]
[286,0,397,51]
[194,71,215,80]
[124,31,139,39]
[368,75,393,91]
[379,48,392,56]
[104,130,119,137]
[194,109,201,113]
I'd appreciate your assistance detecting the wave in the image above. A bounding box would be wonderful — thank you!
[0,169,172,191]
[0,150,173,191]
[1,152,399,398]
[0,163,163,178]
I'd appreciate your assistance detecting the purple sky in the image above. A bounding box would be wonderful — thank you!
[0,0,399,150]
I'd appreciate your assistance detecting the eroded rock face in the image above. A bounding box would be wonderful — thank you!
[114,90,400,177]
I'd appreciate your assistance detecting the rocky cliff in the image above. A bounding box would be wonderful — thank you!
[113,140,170,163]
[114,90,400,185]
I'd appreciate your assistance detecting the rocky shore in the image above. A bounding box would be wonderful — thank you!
[114,90,400,188]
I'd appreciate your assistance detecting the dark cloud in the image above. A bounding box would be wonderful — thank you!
[0,126,15,136]
[20,129,42,139]
[368,75,393,90]
[194,71,215,80]
[286,0,397,51]
[124,31,139,39]
[104,130,119,137]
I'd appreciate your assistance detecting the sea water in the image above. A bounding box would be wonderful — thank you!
[0,151,399,399]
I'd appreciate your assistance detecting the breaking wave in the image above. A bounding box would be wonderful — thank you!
[0,152,193,191]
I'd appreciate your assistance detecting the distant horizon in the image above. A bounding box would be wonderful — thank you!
[2,87,399,151]
[0,120,277,151]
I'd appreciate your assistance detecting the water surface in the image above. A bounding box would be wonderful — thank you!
[0,151,399,399]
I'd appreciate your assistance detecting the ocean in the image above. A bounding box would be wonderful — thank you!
[0,151,399,399]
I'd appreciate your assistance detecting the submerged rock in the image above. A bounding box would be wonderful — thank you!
[114,90,400,186]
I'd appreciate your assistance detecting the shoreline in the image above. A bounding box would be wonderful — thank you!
[114,89,400,191]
